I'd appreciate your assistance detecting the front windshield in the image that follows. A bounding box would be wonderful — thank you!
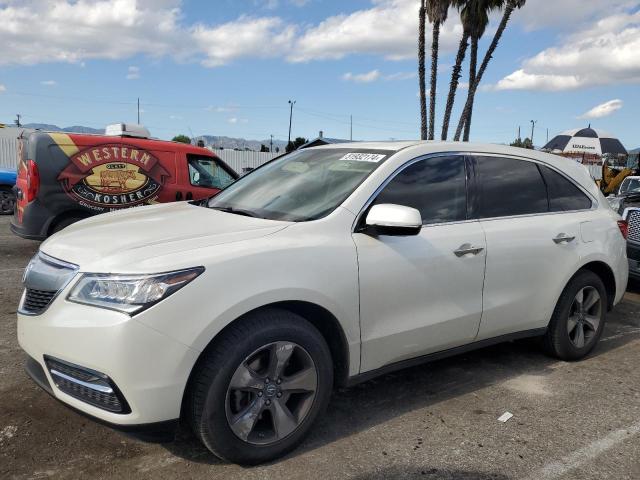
[621,178,640,194]
[208,148,393,221]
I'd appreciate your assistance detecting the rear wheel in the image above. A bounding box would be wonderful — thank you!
[544,270,607,360]
[0,186,15,215]
[188,309,333,464]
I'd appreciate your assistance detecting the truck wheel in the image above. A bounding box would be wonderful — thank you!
[543,270,607,360]
[188,309,333,465]
[0,186,15,215]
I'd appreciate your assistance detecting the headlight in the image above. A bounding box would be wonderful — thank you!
[67,267,204,314]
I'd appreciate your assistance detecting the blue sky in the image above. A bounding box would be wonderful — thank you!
[0,0,638,148]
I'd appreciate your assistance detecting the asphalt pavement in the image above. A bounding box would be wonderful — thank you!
[1,215,639,479]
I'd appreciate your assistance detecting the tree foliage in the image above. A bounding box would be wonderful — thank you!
[286,137,308,153]
[172,134,191,144]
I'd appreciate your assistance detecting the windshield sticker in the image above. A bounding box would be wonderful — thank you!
[339,153,386,163]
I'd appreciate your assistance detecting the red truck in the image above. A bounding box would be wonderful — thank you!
[11,124,237,239]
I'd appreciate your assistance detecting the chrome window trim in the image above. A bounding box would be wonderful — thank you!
[351,150,599,233]
[469,152,598,213]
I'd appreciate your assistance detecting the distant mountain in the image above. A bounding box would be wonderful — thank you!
[630,147,639,154]
[194,135,288,152]
[20,123,288,151]
[23,123,104,134]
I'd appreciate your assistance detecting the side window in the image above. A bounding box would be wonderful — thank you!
[539,165,592,211]
[187,155,235,190]
[373,155,467,224]
[476,156,548,218]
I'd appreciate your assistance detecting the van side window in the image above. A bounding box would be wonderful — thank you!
[538,165,592,211]
[373,155,467,224]
[476,156,548,218]
[187,155,235,190]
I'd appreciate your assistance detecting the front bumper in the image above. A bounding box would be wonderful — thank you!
[17,291,201,428]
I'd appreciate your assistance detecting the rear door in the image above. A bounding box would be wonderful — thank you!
[473,155,593,340]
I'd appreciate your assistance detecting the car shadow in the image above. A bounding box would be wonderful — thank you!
[162,294,640,467]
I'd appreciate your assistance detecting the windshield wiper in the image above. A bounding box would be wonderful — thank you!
[210,206,259,218]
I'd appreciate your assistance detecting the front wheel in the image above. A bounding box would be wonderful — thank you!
[543,270,607,360]
[188,309,333,464]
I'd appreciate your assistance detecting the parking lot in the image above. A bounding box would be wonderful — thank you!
[1,215,639,480]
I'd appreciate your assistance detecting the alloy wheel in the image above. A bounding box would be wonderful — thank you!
[567,286,601,349]
[225,341,318,445]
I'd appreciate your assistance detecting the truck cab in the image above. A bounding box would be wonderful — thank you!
[11,124,238,239]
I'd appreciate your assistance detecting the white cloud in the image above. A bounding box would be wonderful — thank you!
[41,80,56,86]
[578,99,623,119]
[0,0,183,66]
[227,117,248,124]
[343,70,418,83]
[0,84,5,92]
[192,16,297,67]
[514,0,636,31]
[126,66,140,80]
[342,70,381,83]
[495,11,640,91]
[385,71,416,81]
[290,0,461,62]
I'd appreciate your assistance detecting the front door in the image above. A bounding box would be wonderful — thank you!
[354,155,487,373]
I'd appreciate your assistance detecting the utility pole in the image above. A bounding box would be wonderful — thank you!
[15,114,22,127]
[546,128,549,143]
[530,120,537,145]
[517,126,521,141]
[288,100,296,145]
[270,134,274,153]
[137,97,140,124]
[350,115,353,141]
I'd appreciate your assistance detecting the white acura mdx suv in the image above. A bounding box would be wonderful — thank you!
[18,142,628,464]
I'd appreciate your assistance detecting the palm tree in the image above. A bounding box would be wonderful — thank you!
[454,0,526,141]
[418,0,428,140]
[453,0,504,141]
[441,0,469,141]
[425,0,450,140]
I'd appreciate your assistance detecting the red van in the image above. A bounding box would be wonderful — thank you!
[11,124,238,239]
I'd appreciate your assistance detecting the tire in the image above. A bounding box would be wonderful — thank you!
[188,309,333,465]
[0,186,15,215]
[51,216,83,234]
[543,270,608,360]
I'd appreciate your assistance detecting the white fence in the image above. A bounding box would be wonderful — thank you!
[0,138,18,170]
[209,148,281,174]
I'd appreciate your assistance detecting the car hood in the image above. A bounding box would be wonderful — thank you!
[40,202,291,270]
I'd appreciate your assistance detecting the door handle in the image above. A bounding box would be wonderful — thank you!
[553,233,576,244]
[454,243,484,257]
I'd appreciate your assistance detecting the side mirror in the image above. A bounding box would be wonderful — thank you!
[363,204,422,236]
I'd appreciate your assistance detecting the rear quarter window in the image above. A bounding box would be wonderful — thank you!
[539,165,592,211]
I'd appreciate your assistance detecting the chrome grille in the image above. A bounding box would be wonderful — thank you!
[628,210,640,243]
[22,289,57,314]
[19,252,78,315]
